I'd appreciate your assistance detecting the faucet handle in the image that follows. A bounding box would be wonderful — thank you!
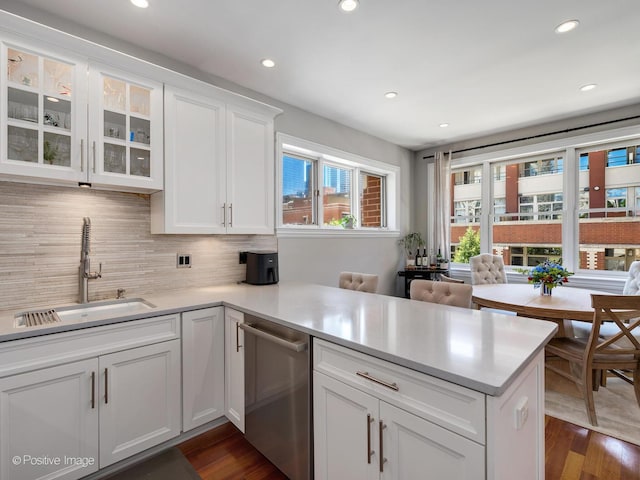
[97,262,102,278]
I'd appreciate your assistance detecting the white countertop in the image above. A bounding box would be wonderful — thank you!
[0,282,557,396]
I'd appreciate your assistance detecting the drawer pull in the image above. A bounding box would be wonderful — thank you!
[356,371,399,391]
[367,414,374,464]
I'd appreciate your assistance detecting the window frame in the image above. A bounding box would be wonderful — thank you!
[276,133,399,237]
[441,124,640,283]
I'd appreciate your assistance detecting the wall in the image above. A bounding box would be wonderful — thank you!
[0,181,276,312]
[0,4,414,298]
[278,236,403,296]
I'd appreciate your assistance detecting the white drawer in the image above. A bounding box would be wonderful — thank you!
[313,338,486,444]
[0,314,180,378]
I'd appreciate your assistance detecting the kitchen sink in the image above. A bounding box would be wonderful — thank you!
[15,298,156,328]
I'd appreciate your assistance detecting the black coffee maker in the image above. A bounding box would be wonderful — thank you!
[245,251,279,285]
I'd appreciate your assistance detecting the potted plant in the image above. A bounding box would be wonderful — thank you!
[398,232,425,266]
[517,260,573,295]
[328,214,357,229]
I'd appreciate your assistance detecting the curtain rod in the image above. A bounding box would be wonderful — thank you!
[421,114,640,160]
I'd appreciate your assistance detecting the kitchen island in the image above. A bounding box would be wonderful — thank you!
[0,282,556,480]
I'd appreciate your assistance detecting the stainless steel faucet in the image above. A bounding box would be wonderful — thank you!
[79,217,101,303]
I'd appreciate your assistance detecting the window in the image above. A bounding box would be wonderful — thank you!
[282,155,314,225]
[453,200,481,223]
[577,143,640,271]
[322,164,352,226]
[519,193,563,221]
[520,155,563,177]
[360,172,386,228]
[277,134,398,233]
[444,128,640,275]
[454,167,482,185]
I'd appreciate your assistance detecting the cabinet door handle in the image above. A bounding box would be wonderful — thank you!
[80,139,85,172]
[90,371,96,409]
[222,203,226,227]
[228,203,233,227]
[367,414,374,464]
[356,371,399,391]
[92,141,96,173]
[235,321,242,352]
[104,367,109,404]
[379,420,387,472]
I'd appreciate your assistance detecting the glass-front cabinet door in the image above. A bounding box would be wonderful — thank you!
[1,42,85,182]
[88,64,163,190]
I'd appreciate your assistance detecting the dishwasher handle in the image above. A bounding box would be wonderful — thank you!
[239,323,308,352]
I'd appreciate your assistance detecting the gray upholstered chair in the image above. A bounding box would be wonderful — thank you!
[339,272,379,293]
[439,274,464,284]
[623,261,640,295]
[469,254,507,285]
[409,279,473,309]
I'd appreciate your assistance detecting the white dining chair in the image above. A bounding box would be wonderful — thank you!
[469,254,507,285]
[623,261,640,295]
[410,279,473,309]
[339,272,379,293]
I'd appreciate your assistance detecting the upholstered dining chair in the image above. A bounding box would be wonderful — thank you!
[339,272,379,293]
[545,294,640,426]
[623,261,640,295]
[439,274,464,284]
[409,279,473,309]
[469,254,507,285]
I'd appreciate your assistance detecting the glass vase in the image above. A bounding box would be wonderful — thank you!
[541,283,553,296]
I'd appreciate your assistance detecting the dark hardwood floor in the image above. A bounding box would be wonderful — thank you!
[179,417,640,479]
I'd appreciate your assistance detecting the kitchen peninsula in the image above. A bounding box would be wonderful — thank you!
[0,282,556,480]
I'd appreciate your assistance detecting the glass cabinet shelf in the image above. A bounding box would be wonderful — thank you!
[100,75,153,178]
[5,47,74,168]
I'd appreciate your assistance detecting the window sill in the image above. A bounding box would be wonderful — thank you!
[276,227,400,239]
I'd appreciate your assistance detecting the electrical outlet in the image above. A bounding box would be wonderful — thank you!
[514,397,529,430]
[177,254,192,268]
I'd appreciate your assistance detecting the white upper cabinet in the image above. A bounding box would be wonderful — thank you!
[225,104,276,234]
[0,33,163,192]
[151,84,226,234]
[151,81,281,234]
[87,63,163,191]
[1,40,87,183]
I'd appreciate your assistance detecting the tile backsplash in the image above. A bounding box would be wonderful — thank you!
[0,181,277,312]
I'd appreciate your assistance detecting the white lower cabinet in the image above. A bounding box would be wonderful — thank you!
[224,307,245,432]
[99,339,181,467]
[0,338,181,480]
[314,372,484,480]
[0,359,99,480]
[181,307,225,431]
[313,339,546,480]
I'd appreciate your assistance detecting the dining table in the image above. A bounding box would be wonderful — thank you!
[471,283,611,337]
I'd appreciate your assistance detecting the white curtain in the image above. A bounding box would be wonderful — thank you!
[432,151,452,260]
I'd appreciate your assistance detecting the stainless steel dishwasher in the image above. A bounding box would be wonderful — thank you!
[239,315,312,480]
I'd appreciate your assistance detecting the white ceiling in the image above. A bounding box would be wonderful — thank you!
[4,0,640,150]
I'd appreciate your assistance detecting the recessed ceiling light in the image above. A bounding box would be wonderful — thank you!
[131,0,149,8]
[580,83,597,92]
[384,91,398,99]
[439,123,449,128]
[338,0,359,13]
[261,58,276,68]
[46,96,59,103]
[554,20,579,34]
